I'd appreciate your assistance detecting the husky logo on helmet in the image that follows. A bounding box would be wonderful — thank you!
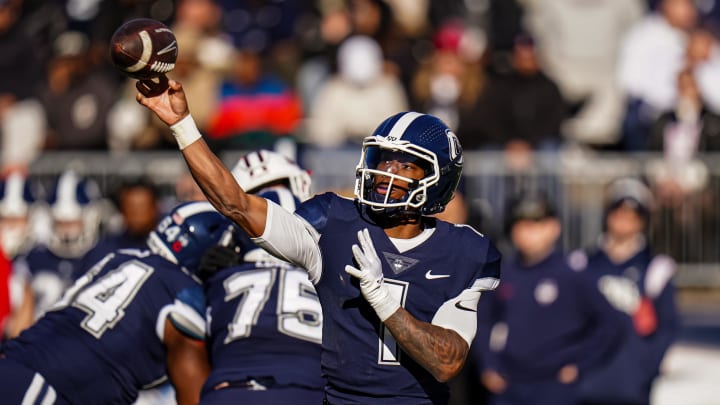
[354,112,463,216]
[147,201,242,275]
[446,129,462,163]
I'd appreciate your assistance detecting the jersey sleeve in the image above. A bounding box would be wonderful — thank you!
[431,242,501,346]
[432,277,500,346]
[251,194,330,284]
[293,192,333,233]
[157,284,206,341]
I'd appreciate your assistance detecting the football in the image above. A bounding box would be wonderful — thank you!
[110,18,178,80]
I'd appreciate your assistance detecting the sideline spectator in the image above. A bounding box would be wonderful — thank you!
[646,63,720,262]
[206,47,302,150]
[469,33,566,151]
[524,0,645,148]
[575,177,679,405]
[617,0,698,150]
[411,19,486,133]
[474,191,624,405]
[41,31,119,150]
[0,0,46,173]
[306,35,408,149]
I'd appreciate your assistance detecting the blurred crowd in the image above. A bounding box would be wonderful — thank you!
[3,0,720,153]
[0,0,719,265]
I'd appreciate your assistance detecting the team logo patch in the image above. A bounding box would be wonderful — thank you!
[382,252,418,275]
[534,279,558,306]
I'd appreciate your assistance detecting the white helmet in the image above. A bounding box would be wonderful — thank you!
[46,170,102,258]
[0,172,42,257]
[231,149,312,201]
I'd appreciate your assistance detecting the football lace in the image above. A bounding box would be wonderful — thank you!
[151,61,175,73]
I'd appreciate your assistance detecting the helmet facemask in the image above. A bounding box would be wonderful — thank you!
[355,136,440,217]
[355,112,464,218]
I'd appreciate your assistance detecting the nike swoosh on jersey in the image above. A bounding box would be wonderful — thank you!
[157,41,178,55]
[425,270,451,280]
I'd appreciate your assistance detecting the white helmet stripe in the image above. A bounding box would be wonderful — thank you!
[387,112,424,140]
[175,201,216,220]
[3,172,28,217]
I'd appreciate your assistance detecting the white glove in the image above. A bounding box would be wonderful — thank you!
[345,228,400,321]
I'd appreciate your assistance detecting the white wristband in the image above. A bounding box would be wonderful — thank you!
[369,285,401,322]
[170,114,202,150]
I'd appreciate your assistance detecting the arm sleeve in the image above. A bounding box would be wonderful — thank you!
[252,199,323,284]
[643,256,679,373]
[157,285,207,341]
[574,273,628,374]
[431,276,500,347]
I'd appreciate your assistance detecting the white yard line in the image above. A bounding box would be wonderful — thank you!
[652,343,720,405]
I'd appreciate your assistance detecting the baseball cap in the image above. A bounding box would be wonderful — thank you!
[605,177,653,217]
[504,190,556,233]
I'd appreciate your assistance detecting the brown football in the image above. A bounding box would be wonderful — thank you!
[109,18,178,80]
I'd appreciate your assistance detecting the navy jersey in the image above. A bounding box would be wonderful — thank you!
[14,245,93,318]
[294,193,501,405]
[474,250,624,381]
[203,255,324,392]
[1,249,205,404]
[89,231,150,257]
[576,245,678,403]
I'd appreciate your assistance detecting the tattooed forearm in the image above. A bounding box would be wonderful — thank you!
[383,307,469,382]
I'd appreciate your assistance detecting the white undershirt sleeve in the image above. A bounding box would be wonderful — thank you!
[431,277,500,346]
[251,199,323,284]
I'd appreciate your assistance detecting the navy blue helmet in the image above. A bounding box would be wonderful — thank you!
[147,201,242,274]
[355,111,463,216]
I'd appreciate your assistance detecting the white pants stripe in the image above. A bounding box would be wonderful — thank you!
[21,372,56,405]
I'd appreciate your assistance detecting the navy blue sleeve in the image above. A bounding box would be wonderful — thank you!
[643,281,679,374]
[473,288,504,374]
[167,284,206,340]
[574,272,627,374]
[294,192,334,233]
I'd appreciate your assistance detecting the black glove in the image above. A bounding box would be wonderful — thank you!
[198,245,242,280]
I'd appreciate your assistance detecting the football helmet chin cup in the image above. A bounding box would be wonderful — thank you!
[147,201,241,276]
[354,112,463,217]
[231,149,312,202]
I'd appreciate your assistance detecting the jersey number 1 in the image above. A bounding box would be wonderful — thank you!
[378,279,409,365]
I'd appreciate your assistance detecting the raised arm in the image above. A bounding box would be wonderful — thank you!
[135,79,267,236]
